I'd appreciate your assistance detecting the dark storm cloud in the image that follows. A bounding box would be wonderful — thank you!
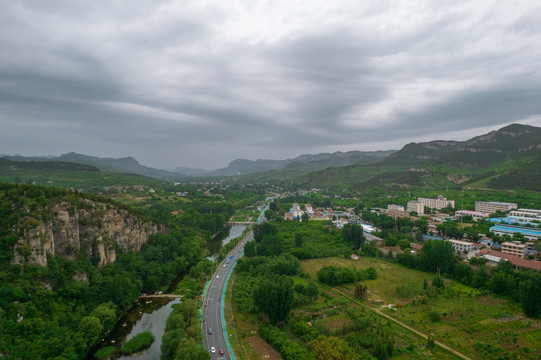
[1,1,540,168]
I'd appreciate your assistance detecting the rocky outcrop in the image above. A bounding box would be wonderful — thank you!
[12,199,162,267]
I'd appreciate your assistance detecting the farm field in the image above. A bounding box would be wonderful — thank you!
[301,257,541,360]
[227,262,462,359]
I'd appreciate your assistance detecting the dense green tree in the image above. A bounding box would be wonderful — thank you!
[419,240,456,273]
[519,278,541,317]
[342,224,364,249]
[295,233,304,248]
[301,212,309,223]
[244,241,256,257]
[78,316,103,344]
[258,234,284,257]
[90,302,117,333]
[253,275,294,324]
[254,223,277,243]
[174,338,210,360]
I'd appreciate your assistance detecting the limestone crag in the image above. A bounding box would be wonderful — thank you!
[12,200,162,267]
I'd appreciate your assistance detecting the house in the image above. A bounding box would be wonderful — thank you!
[483,251,541,273]
[284,212,294,221]
[449,239,475,253]
[351,254,359,260]
[170,211,179,216]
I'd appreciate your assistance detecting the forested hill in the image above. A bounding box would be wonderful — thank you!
[0,183,208,359]
[296,123,541,192]
[0,183,163,268]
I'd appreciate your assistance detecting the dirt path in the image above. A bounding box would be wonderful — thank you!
[320,282,473,360]
[247,336,282,360]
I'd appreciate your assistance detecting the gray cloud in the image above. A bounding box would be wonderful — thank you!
[1,0,541,169]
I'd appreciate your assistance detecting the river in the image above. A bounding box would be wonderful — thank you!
[86,225,246,360]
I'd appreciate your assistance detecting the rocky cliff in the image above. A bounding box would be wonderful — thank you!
[7,194,162,268]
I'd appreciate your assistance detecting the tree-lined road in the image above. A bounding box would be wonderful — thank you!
[202,231,253,359]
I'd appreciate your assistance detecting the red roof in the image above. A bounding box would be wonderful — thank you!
[487,251,541,272]
[170,211,179,215]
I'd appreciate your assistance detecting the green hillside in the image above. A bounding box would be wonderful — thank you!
[0,158,161,192]
[284,124,540,202]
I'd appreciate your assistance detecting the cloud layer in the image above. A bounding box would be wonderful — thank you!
[1,0,541,169]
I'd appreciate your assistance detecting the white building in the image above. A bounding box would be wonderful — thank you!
[449,239,475,253]
[418,195,455,210]
[388,204,405,212]
[508,208,541,219]
[407,200,425,215]
[475,201,518,214]
[455,210,489,221]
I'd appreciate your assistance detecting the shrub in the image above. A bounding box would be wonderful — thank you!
[428,310,441,322]
[120,331,155,354]
[94,346,115,359]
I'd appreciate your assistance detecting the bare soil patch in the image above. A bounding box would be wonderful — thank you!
[247,336,282,360]
[325,318,353,331]
[477,296,506,306]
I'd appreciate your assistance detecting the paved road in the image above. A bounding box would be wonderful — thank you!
[202,231,253,359]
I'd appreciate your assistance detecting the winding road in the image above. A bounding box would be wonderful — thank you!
[202,231,253,359]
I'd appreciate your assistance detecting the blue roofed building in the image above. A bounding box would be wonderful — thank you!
[490,224,541,241]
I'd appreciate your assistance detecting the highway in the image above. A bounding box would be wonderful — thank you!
[202,230,253,359]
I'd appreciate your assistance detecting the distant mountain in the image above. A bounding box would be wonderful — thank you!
[202,150,397,176]
[172,167,211,176]
[284,150,396,172]
[300,123,541,192]
[0,157,160,191]
[2,152,184,180]
[381,123,541,168]
[380,140,462,166]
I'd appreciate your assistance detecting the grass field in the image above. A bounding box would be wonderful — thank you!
[301,257,541,360]
[227,264,462,359]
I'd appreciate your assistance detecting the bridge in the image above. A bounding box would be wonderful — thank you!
[139,294,182,299]
[227,221,256,226]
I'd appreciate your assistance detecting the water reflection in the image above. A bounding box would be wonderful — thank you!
[207,225,246,261]
[88,297,181,360]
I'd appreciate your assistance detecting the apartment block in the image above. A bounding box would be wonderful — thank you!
[418,195,455,210]
[449,239,475,253]
[387,204,405,212]
[407,200,424,215]
[475,201,518,214]
[501,241,536,258]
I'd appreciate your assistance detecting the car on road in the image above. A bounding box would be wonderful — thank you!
[210,346,215,353]
[216,275,220,279]
[208,328,212,334]
[220,349,224,355]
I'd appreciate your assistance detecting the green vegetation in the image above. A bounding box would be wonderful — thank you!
[0,183,212,359]
[94,346,115,359]
[161,299,210,360]
[301,256,541,360]
[120,331,155,354]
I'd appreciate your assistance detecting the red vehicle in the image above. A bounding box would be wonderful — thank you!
[219,349,224,355]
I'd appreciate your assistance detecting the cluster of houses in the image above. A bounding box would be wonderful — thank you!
[284,203,355,227]
[382,199,541,273]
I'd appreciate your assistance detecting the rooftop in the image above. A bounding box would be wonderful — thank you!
[487,251,541,272]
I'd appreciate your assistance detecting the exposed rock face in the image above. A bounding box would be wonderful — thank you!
[12,200,162,267]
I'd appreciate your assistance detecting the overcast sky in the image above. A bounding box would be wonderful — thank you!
[1,0,541,170]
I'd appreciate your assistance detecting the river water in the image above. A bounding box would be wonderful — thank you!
[87,225,246,360]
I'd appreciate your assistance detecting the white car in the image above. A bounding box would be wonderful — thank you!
[216,275,220,279]
[210,346,216,353]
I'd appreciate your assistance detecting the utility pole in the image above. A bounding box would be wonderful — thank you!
[461,190,464,224]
